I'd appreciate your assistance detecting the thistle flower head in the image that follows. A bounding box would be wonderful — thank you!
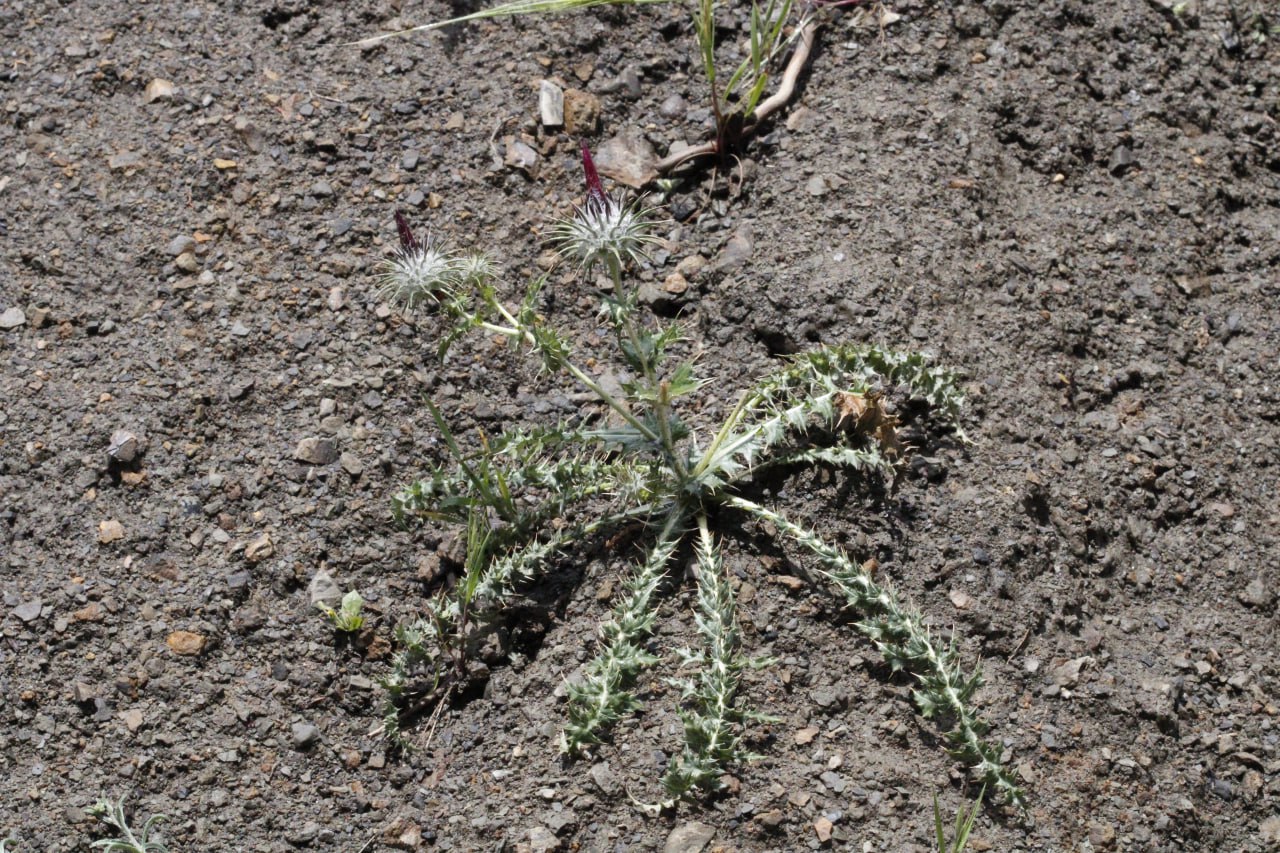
[378,211,460,311]
[551,142,660,279]
[456,251,497,287]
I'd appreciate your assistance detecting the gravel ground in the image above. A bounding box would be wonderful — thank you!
[2,0,1278,850]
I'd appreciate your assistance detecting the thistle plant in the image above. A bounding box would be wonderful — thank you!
[375,143,1022,808]
[86,796,169,853]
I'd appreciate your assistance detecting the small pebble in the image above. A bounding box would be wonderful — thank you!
[1239,577,1272,608]
[539,79,564,127]
[228,377,255,400]
[504,138,539,172]
[144,78,175,102]
[294,437,338,465]
[1109,145,1135,175]
[108,151,143,171]
[589,761,620,796]
[285,822,320,846]
[107,430,140,463]
[166,235,195,256]
[339,452,363,477]
[809,687,844,711]
[564,89,602,135]
[165,630,207,656]
[714,227,754,271]
[663,821,715,853]
[244,533,274,563]
[0,306,28,330]
[97,519,125,543]
[527,826,558,853]
[1052,656,1089,688]
[291,721,321,750]
[658,93,687,120]
[13,598,43,623]
[308,569,341,609]
[619,66,642,99]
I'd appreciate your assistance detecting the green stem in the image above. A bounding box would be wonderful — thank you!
[478,310,662,445]
[655,380,688,479]
[608,291,689,478]
[689,389,753,481]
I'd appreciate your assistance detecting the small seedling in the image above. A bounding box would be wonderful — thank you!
[316,590,366,633]
[87,796,169,853]
[934,787,984,853]
[373,144,1022,809]
[354,0,839,171]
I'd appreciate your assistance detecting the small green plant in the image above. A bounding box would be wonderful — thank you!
[934,787,984,853]
[690,0,794,154]
[374,144,1022,808]
[86,796,168,853]
[354,0,830,171]
[316,589,366,633]
[1,838,16,852]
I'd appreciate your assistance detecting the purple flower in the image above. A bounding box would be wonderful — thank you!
[395,210,422,253]
[580,140,609,212]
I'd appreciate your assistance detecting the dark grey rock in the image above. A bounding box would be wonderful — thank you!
[294,437,338,465]
[291,721,321,750]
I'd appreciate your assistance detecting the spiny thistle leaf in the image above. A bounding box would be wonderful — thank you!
[562,507,687,752]
[660,518,771,800]
[722,493,1023,807]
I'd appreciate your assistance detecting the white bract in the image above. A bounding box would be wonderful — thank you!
[551,193,660,282]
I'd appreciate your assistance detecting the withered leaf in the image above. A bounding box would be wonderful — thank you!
[833,391,903,457]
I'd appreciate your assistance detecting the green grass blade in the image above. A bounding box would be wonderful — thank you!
[352,0,672,47]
